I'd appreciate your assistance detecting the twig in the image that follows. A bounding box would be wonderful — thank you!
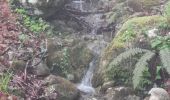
[31,51,47,67]
[0,47,10,56]
[24,60,30,81]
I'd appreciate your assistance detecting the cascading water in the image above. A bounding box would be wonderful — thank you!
[70,0,107,96]
[77,57,96,94]
[72,0,84,11]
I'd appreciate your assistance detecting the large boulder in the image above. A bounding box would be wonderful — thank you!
[46,37,93,82]
[94,15,166,87]
[20,0,68,17]
[104,87,140,100]
[127,0,165,12]
[43,75,80,100]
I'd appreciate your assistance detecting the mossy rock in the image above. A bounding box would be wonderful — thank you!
[104,15,165,63]
[46,37,93,82]
[127,0,161,11]
[11,60,26,73]
[69,42,93,69]
[98,15,166,85]
[44,75,80,100]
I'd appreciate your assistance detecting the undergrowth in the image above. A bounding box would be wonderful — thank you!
[0,71,12,93]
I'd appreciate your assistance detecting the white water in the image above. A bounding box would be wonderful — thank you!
[72,0,104,95]
[80,0,83,11]
[72,0,84,11]
[77,58,96,94]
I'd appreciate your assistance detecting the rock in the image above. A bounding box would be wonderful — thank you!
[144,97,150,100]
[100,81,115,93]
[50,20,79,33]
[127,0,162,12]
[104,87,140,100]
[43,75,80,100]
[32,59,50,76]
[148,88,170,100]
[11,60,26,73]
[66,74,75,81]
[97,15,166,86]
[46,37,93,82]
[20,0,68,17]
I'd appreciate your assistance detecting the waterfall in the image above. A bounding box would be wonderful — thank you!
[72,0,84,11]
[77,58,96,94]
[79,0,83,11]
[71,0,106,95]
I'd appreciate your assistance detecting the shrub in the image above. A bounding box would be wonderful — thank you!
[107,35,170,89]
[0,71,12,93]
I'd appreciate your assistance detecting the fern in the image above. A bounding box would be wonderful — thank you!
[133,51,155,89]
[107,48,149,71]
[159,48,170,73]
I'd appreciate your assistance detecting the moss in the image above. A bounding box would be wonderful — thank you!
[99,16,166,84]
[44,75,79,100]
[140,0,160,7]
[104,16,165,59]
[164,1,170,23]
[128,0,160,9]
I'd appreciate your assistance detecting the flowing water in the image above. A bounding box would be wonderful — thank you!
[70,0,107,96]
[77,58,96,94]
[72,0,84,11]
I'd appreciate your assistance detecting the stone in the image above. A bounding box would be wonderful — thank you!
[66,74,75,82]
[100,81,115,93]
[127,0,162,12]
[97,15,166,87]
[148,88,170,100]
[46,37,93,82]
[104,87,139,100]
[32,58,50,76]
[43,75,80,100]
[20,0,68,17]
[11,60,26,73]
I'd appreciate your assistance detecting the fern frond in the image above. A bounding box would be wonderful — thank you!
[159,48,170,73]
[133,51,155,89]
[107,48,150,71]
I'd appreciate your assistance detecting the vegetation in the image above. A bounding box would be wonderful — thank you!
[59,48,70,76]
[1,0,170,99]
[10,0,52,35]
[107,34,170,90]
[164,1,170,23]
[15,8,50,35]
[0,71,12,93]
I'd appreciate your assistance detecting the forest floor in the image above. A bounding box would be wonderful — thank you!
[0,1,46,99]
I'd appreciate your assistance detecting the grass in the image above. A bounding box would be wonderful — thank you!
[0,71,12,93]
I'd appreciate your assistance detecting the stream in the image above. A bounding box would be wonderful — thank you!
[69,0,107,98]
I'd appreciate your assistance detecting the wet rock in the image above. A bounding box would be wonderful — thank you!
[104,87,140,100]
[43,75,80,100]
[20,0,68,17]
[50,20,80,33]
[98,15,166,87]
[127,0,162,12]
[32,59,50,76]
[11,60,26,73]
[66,74,75,82]
[100,81,115,93]
[144,97,150,100]
[46,37,93,82]
[148,88,170,100]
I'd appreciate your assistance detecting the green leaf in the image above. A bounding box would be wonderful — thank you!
[151,39,162,48]
[133,51,155,89]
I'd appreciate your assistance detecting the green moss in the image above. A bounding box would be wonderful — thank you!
[164,1,170,23]
[106,15,165,52]
[101,16,166,77]
[128,0,160,8]
[140,0,160,7]
[116,16,165,43]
